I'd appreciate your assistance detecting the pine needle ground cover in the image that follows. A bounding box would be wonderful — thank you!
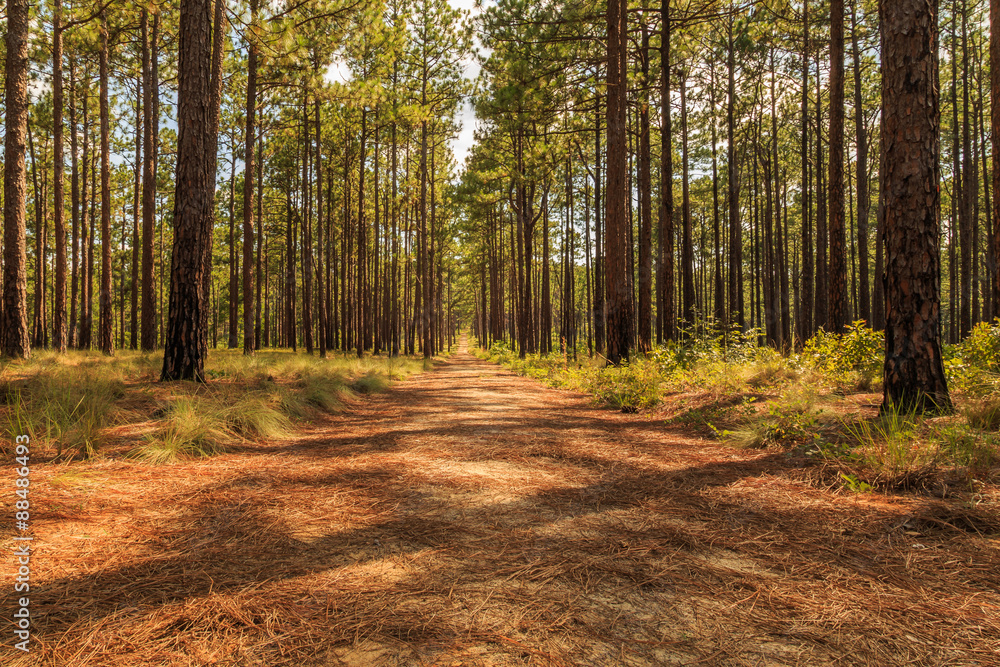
[4,343,998,665]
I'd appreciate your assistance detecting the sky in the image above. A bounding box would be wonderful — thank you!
[324,0,483,169]
[450,0,483,168]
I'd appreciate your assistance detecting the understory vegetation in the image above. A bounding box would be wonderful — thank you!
[0,351,424,463]
[478,321,1000,495]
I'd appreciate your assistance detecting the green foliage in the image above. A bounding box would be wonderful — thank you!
[587,362,662,413]
[842,410,926,474]
[723,399,821,449]
[839,473,873,494]
[1,365,126,457]
[947,321,1000,393]
[801,321,883,389]
[956,320,1000,371]
[133,397,231,464]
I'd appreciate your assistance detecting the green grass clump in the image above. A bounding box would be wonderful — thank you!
[3,367,125,457]
[962,396,1000,431]
[842,411,928,474]
[0,348,416,462]
[132,397,231,463]
[352,371,389,394]
[219,393,291,440]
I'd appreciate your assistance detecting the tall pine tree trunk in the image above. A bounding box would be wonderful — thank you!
[852,0,871,325]
[880,0,951,414]
[98,13,114,356]
[992,0,1000,315]
[637,15,652,353]
[799,0,813,343]
[606,0,631,364]
[161,0,217,381]
[828,0,848,333]
[141,9,158,351]
[52,0,67,352]
[242,0,257,356]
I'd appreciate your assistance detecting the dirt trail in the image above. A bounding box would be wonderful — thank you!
[11,341,1000,666]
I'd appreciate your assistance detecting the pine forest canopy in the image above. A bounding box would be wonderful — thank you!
[0,0,990,412]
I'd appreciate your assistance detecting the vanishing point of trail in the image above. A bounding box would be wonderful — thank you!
[19,341,1000,666]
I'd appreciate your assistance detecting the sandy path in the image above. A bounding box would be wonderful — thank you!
[10,342,1000,666]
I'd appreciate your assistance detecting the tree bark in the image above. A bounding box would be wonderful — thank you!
[98,13,114,356]
[659,0,674,342]
[880,0,952,414]
[727,12,743,330]
[52,0,67,352]
[680,67,695,330]
[69,57,80,348]
[799,0,813,344]
[242,0,258,356]
[828,0,848,333]
[161,0,216,381]
[141,8,158,351]
[992,0,1000,316]
[851,0,871,325]
[606,0,631,364]
[959,0,973,338]
[637,14,652,353]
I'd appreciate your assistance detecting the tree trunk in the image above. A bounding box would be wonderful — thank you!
[228,161,238,348]
[727,12,743,330]
[161,0,217,381]
[828,0,848,333]
[680,67,695,330]
[659,0,674,342]
[606,0,631,364]
[959,0,973,338]
[52,0,67,352]
[242,0,257,356]
[131,82,140,349]
[199,0,225,359]
[98,13,114,356]
[69,57,80,348]
[799,0,813,343]
[141,8,158,351]
[141,9,158,352]
[637,14,652,353]
[851,0,871,325]
[992,0,1000,316]
[880,0,952,414]
[315,97,327,359]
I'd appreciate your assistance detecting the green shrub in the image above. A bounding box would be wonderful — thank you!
[957,320,1000,371]
[801,321,883,384]
[588,361,662,413]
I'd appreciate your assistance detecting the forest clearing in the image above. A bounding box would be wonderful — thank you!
[3,339,998,665]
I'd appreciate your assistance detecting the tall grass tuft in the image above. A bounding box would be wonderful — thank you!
[132,397,231,463]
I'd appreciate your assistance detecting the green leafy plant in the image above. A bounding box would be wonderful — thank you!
[589,362,662,413]
[801,321,883,389]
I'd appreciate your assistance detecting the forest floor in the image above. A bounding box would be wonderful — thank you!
[8,338,1000,666]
